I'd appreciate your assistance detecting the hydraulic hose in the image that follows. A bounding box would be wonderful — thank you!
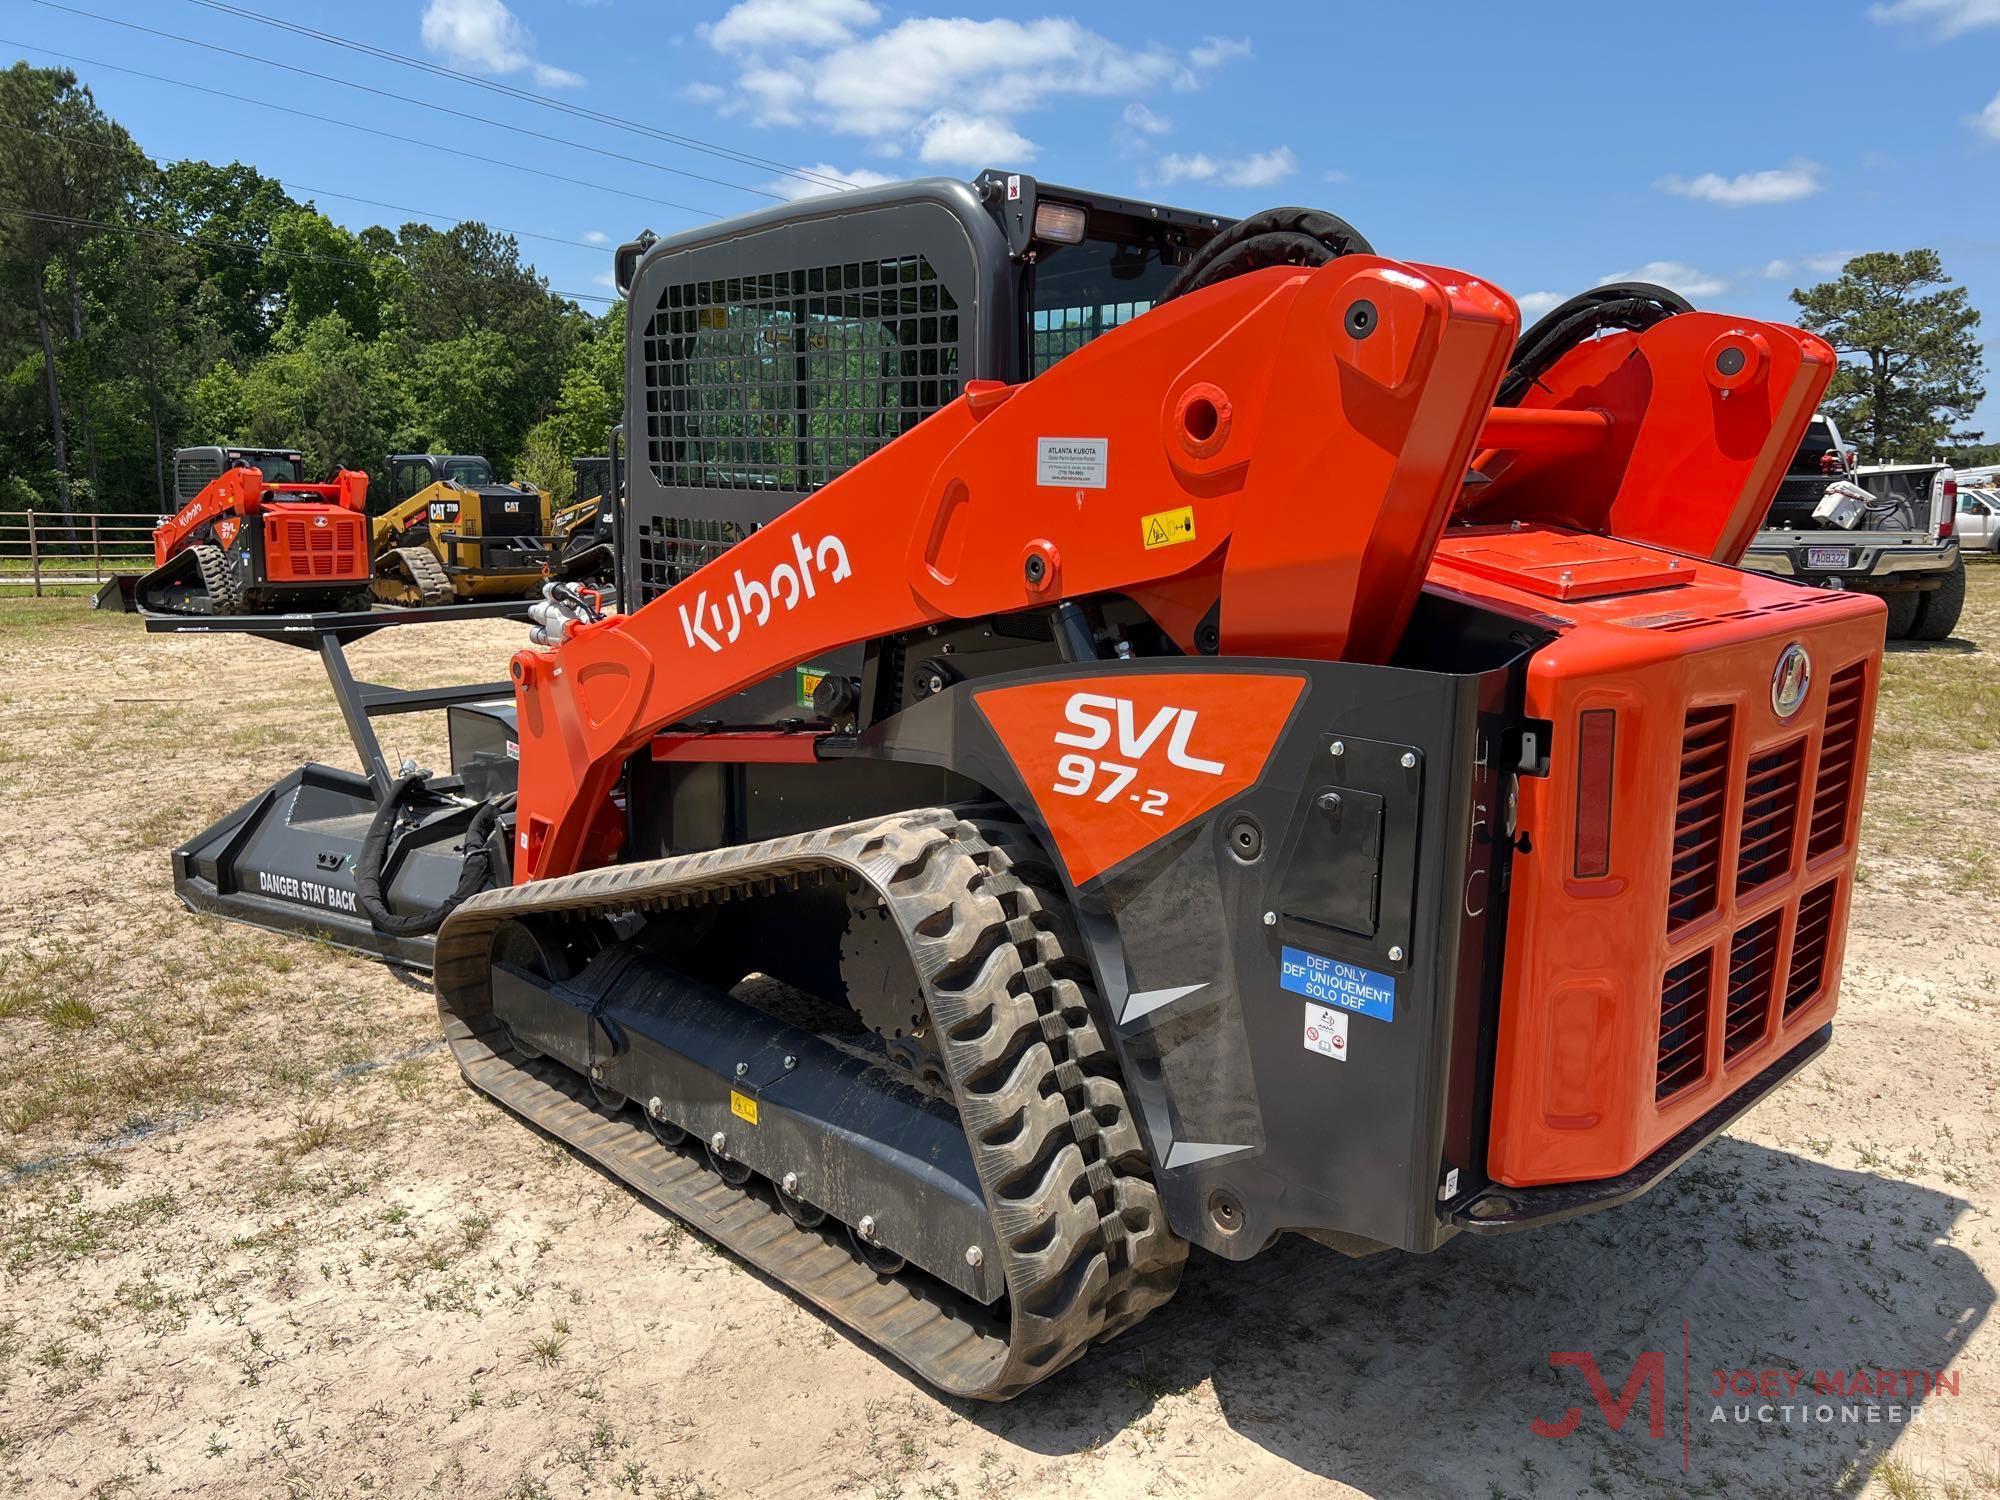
[1159,206,1373,302]
[1496,281,1693,406]
[355,773,504,937]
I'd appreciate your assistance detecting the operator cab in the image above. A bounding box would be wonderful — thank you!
[613,170,1226,620]
[172,445,305,505]
[384,454,499,507]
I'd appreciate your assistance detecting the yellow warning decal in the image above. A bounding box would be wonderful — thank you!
[1142,506,1196,550]
[730,1090,759,1125]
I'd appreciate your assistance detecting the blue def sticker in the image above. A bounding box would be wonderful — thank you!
[1279,946,1396,1022]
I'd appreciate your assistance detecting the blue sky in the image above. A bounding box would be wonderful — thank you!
[11,0,2000,428]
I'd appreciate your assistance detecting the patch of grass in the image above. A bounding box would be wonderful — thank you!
[43,996,100,1031]
[527,1328,568,1369]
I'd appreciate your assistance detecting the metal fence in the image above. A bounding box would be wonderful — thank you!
[0,511,158,594]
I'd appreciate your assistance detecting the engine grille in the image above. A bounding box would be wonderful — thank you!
[1722,910,1783,1062]
[1736,739,1806,895]
[480,493,539,538]
[1669,706,1733,933]
[272,514,364,580]
[1653,662,1871,1098]
[1656,953,1712,1100]
[1785,881,1839,1017]
[1807,663,1867,859]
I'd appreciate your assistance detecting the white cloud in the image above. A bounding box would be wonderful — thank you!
[695,11,1193,155]
[1154,145,1295,189]
[1123,101,1171,136]
[679,81,726,104]
[919,112,1036,165]
[1656,161,1821,207]
[706,0,881,52]
[765,162,897,200]
[1762,251,1854,280]
[1980,89,2000,139]
[1516,291,1563,318]
[1189,35,1252,68]
[593,269,616,287]
[738,63,810,125]
[583,229,610,245]
[1599,261,1728,299]
[420,0,583,88]
[1869,0,2000,36]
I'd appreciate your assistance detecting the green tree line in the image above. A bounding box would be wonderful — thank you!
[0,63,622,515]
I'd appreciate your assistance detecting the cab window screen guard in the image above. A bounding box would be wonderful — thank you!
[643,256,963,495]
[1027,227,1189,376]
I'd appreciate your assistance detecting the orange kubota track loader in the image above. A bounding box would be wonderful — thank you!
[133,455,373,616]
[177,177,1879,1400]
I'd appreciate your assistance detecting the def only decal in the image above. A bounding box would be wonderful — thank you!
[1280,945,1397,1022]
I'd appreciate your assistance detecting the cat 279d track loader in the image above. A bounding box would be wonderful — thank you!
[178,175,1884,1400]
[370,454,558,605]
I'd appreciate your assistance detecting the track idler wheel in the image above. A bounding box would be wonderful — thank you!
[778,1174,826,1229]
[643,1102,687,1147]
[589,1078,626,1113]
[849,1218,905,1276]
[705,1133,752,1185]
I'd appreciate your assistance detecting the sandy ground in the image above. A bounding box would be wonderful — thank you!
[0,575,1997,1500]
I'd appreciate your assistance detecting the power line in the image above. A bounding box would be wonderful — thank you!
[0,121,618,256]
[28,0,781,204]
[177,0,854,194]
[0,36,721,220]
[0,203,620,305]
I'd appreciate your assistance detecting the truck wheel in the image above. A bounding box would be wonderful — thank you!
[1909,557,1966,642]
[1882,590,1922,640]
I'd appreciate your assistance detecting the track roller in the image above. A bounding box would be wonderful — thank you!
[432,808,1187,1400]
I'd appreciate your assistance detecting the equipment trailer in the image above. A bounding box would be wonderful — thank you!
[170,176,1885,1400]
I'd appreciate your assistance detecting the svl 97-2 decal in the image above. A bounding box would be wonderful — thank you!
[976,673,1305,884]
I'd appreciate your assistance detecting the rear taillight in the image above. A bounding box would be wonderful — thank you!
[1941,477,1957,539]
[1573,708,1616,878]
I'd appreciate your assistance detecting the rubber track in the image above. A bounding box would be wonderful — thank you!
[433,808,1185,1399]
[377,545,453,606]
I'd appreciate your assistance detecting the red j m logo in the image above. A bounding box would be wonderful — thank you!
[1532,1351,1670,1441]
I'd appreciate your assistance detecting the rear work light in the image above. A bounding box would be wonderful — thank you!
[1573,708,1617,878]
[1033,201,1087,245]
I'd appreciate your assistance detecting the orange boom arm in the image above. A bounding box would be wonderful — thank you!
[510,256,1833,884]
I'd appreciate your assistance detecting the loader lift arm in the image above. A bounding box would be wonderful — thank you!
[512,255,1516,879]
[510,253,1835,885]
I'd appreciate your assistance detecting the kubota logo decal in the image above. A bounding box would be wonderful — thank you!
[978,673,1305,884]
[680,531,852,654]
[1771,642,1811,719]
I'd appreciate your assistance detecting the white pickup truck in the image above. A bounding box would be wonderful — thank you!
[1740,412,1965,641]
